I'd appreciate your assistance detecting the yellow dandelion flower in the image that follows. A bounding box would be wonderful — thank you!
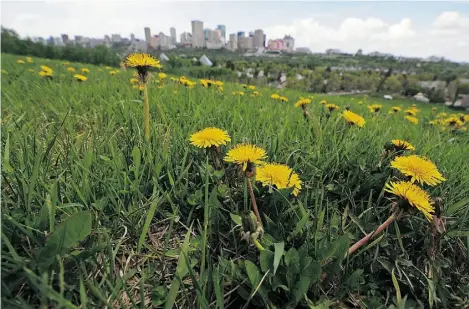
[392,106,401,113]
[444,116,463,127]
[132,84,145,91]
[214,81,223,87]
[405,109,417,116]
[428,120,439,125]
[40,65,52,73]
[271,94,280,100]
[248,85,256,90]
[358,100,363,104]
[368,104,383,113]
[326,104,340,112]
[405,116,419,124]
[232,91,244,96]
[256,163,302,196]
[343,110,365,127]
[39,71,53,78]
[39,65,53,78]
[26,57,33,63]
[385,181,434,221]
[295,98,311,107]
[391,139,415,151]
[390,155,446,186]
[252,91,261,96]
[17,59,26,64]
[81,68,90,73]
[122,53,161,70]
[67,67,76,73]
[432,107,437,112]
[279,96,289,102]
[130,78,139,84]
[189,127,231,148]
[200,79,209,88]
[224,144,267,170]
[159,72,167,79]
[320,100,327,105]
[109,70,117,75]
[74,74,87,82]
[28,69,35,73]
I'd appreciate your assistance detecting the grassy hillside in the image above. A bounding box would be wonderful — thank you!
[2,53,468,308]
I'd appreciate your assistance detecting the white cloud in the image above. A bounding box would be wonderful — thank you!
[434,11,469,29]
[265,12,468,61]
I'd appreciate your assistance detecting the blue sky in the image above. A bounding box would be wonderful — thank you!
[2,1,469,61]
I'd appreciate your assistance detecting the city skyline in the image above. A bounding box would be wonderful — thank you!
[2,1,469,61]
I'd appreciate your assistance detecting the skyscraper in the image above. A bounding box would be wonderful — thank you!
[170,27,177,45]
[229,33,237,51]
[216,25,226,41]
[144,27,152,43]
[253,29,264,48]
[61,34,69,44]
[191,20,204,48]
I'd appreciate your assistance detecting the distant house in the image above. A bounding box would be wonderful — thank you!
[199,55,212,66]
[159,53,169,61]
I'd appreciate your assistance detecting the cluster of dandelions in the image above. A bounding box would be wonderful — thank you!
[430,112,469,132]
[385,145,446,221]
[271,93,289,102]
[189,127,303,236]
[348,139,446,255]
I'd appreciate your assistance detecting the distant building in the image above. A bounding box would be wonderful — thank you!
[180,32,192,46]
[283,35,294,52]
[356,49,363,56]
[61,34,69,44]
[326,48,342,55]
[144,27,151,43]
[228,33,238,51]
[296,47,311,54]
[130,33,135,42]
[239,36,253,50]
[111,34,122,43]
[170,27,177,45]
[368,51,393,58]
[253,29,264,48]
[207,29,219,43]
[191,20,205,48]
[149,35,159,49]
[216,24,226,41]
[237,31,245,38]
[267,35,295,52]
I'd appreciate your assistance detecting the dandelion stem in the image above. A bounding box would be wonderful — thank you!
[347,210,400,256]
[143,85,150,141]
[247,177,263,229]
[252,238,265,251]
[302,105,309,120]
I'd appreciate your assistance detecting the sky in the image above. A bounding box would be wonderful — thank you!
[2,1,469,61]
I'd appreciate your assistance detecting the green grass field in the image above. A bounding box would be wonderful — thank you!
[2,53,469,309]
